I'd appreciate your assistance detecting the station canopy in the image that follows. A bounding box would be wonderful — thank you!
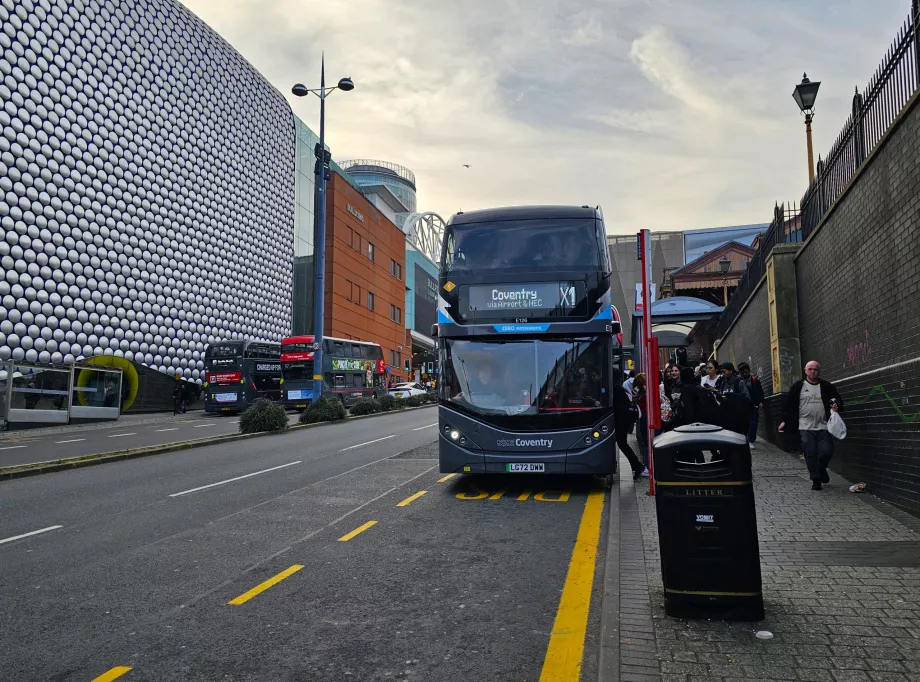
[632,296,724,348]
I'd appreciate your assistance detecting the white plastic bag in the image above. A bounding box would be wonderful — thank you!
[828,411,847,440]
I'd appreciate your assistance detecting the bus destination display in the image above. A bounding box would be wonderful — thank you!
[466,282,577,315]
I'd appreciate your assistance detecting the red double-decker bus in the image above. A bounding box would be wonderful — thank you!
[280,335,387,409]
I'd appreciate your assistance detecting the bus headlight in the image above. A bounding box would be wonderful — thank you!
[601,425,609,435]
[450,430,461,441]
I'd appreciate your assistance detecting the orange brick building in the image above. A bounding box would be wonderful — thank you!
[324,172,409,383]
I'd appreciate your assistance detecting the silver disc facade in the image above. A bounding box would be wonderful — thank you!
[0,0,295,382]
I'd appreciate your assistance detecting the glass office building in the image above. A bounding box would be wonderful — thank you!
[683,224,768,263]
[338,159,416,228]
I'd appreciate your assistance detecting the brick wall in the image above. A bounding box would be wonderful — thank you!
[325,173,408,382]
[718,281,773,397]
[794,93,920,514]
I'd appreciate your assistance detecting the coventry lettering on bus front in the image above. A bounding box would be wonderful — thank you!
[436,205,619,477]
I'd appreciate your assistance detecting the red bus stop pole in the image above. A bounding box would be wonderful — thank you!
[639,229,657,496]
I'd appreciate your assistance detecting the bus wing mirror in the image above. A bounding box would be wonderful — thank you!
[431,324,439,337]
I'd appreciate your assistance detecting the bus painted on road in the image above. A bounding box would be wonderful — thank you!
[281,335,387,409]
[203,339,282,414]
[436,205,619,476]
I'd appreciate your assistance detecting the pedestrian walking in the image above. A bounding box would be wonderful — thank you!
[778,361,844,490]
[611,369,644,479]
[738,362,765,448]
[715,362,751,435]
[632,372,649,477]
[700,360,720,389]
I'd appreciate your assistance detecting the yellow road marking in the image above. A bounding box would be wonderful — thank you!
[338,520,378,541]
[488,489,507,500]
[456,487,489,500]
[227,565,304,606]
[539,489,605,681]
[535,491,571,502]
[437,473,457,482]
[396,491,427,507]
[90,667,132,682]
[517,490,532,501]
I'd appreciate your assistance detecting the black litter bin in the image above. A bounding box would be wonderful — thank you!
[652,423,764,621]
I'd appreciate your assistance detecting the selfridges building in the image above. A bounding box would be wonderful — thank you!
[0,0,295,382]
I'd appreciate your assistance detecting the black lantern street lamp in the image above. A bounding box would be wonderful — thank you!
[291,58,354,405]
[792,73,821,184]
[718,257,732,307]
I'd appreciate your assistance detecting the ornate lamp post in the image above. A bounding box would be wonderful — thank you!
[792,73,821,184]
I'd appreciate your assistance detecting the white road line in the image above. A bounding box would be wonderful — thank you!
[155,428,179,432]
[169,461,303,498]
[0,525,63,545]
[0,445,26,450]
[339,435,396,451]
[193,423,216,428]
[108,432,136,438]
[413,424,437,431]
[55,438,86,444]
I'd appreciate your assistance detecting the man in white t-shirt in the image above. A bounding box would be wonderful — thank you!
[778,361,844,490]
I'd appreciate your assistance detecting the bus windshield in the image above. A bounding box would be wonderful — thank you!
[205,343,243,371]
[441,336,609,429]
[442,219,603,274]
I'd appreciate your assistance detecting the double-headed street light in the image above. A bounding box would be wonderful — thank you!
[792,73,821,184]
[291,57,353,404]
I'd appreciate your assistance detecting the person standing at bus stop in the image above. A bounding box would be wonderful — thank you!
[738,362,765,448]
[632,373,650,477]
[611,369,644,479]
[778,361,844,491]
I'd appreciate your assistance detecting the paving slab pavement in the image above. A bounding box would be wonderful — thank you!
[610,436,920,681]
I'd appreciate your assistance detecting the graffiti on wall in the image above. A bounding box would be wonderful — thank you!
[846,382,919,424]
[844,330,873,369]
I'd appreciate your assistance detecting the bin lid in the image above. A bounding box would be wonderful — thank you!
[673,423,722,433]
[653,423,748,448]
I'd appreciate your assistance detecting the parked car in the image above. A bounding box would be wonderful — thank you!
[387,382,427,398]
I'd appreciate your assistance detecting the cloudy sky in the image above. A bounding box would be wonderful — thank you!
[184,0,909,234]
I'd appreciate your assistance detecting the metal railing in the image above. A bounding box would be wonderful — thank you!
[717,3,920,338]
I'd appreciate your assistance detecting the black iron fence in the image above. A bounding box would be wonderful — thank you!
[717,3,920,339]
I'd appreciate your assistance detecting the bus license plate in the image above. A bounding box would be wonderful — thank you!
[506,463,545,473]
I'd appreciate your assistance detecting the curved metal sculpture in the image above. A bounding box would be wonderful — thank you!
[402,212,446,264]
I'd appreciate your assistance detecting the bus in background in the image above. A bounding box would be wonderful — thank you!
[281,335,387,409]
[203,339,282,414]
[436,205,619,479]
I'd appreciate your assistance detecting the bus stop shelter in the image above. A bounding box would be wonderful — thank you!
[631,296,724,374]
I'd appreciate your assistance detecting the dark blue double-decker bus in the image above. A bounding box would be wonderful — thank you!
[436,205,620,478]
[203,339,282,414]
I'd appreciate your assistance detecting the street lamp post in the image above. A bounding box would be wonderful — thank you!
[792,73,821,184]
[718,256,732,307]
[292,57,354,404]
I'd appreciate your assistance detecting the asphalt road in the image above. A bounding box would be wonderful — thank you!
[0,410,304,469]
[0,407,609,682]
